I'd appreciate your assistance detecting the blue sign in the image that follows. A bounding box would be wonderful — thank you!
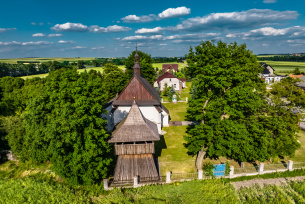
[213,164,225,177]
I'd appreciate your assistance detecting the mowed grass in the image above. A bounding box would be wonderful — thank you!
[161,82,191,121]
[156,126,197,175]
[259,60,305,74]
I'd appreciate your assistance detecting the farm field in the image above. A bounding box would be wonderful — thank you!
[0,57,96,64]
[259,60,305,74]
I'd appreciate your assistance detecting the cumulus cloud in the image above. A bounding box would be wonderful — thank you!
[122,35,163,42]
[121,14,156,23]
[90,25,131,33]
[135,27,164,34]
[0,28,16,33]
[92,47,105,50]
[72,46,86,49]
[158,6,191,19]
[21,41,54,46]
[264,0,277,3]
[48,34,62,37]
[171,9,299,32]
[58,40,75,44]
[51,23,89,32]
[122,32,220,44]
[51,22,131,33]
[31,22,36,25]
[32,33,46,37]
[0,41,54,46]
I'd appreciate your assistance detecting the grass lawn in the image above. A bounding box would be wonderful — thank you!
[161,82,191,121]
[259,60,305,74]
[289,131,305,163]
[156,126,197,175]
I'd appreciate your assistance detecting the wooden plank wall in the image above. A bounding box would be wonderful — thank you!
[115,143,155,155]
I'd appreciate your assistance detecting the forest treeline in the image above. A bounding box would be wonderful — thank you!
[257,55,305,62]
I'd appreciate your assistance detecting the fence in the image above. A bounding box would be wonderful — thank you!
[103,160,305,190]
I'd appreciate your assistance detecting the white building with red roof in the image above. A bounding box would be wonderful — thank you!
[154,72,186,91]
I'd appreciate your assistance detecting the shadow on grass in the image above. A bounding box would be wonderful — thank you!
[155,135,167,158]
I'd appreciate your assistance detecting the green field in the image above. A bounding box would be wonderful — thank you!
[0,57,96,64]
[259,60,305,74]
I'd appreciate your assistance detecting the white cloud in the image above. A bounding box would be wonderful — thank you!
[90,25,131,33]
[92,47,105,50]
[51,22,89,32]
[121,14,156,23]
[122,35,163,41]
[72,46,86,49]
[31,22,36,25]
[58,40,75,44]
[160,44,167,46]
[135,27,164,34]
[48,34,62,37]
[264,0,277,3]
[39,22,44,26]
[51,22,131,33]
[0,41,54,46]
[171,9,299,32]
[0,28,16,33]
[32,33,46,37]
[21,41,54,46]
[158,6,191,19]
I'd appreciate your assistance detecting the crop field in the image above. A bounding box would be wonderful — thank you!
[0,57,95,64]
[259,60,305,74]
[237,182,305,203]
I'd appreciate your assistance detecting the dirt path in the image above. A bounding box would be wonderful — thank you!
[232,176,305,190]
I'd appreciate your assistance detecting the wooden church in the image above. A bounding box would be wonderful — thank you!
[103,49,169,133]
[107,48,163,182]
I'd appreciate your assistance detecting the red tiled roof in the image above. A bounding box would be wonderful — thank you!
[155,72,185,83]
[289,75,304,79]
[162,64,178,73]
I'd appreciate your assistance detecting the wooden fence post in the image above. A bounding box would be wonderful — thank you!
[103,179,109,190]
[186,97,188,102]
[198,170,203,180]
[259,163,264,174]
[288,160,293,171]
[134,176,138,187]
[229,166,234,178]
[166,171,171,183]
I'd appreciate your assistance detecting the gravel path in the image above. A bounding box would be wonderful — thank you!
[232,176,305,190]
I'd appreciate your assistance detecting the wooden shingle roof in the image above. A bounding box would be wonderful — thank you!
[112,73,161,106]
[108,101,160,143]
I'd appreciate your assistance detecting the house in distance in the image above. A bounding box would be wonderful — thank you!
[103,49,170,133]
[162,64,178,73]
[154,72,186,92]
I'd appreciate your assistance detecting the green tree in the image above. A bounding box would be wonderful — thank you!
[293,67,301,75]
[77,60,85,69]
[125,51,155,84]
[102,64,128,101]
[92,60,101,67]
[175,71,185,79]
[184,41,300,167]
[162,83,170,96]
[19,68,113,185]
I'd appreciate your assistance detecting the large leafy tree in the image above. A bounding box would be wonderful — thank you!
[125,51,155,84]
[184,41,300,167]
[18,68,113,185]
[103,63,128,101]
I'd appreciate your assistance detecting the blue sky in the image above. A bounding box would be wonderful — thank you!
[0,0,305,58]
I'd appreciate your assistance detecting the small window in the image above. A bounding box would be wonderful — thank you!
[170,79,171,81]
[174,84,176,88]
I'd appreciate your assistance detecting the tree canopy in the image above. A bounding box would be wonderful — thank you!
[125,51,155,84]
[184,41,300,165]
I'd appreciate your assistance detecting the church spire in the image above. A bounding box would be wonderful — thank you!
[133,44,141,76]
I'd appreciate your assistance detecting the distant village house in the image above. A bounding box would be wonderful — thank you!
[154,72,186,91]
[162,64,178,73]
